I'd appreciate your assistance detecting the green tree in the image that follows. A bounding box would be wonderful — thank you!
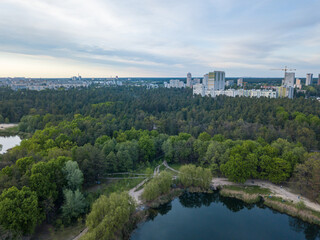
[63,160,84,190]
[0,186,42,235]
[291,153,320,201]
[105,151,118,172]
[16,157,34,174]
[220,153,258,183]
[142,171,172,201]
[259,156,291,183]
[84,192,135,240]
[198,132,211,141]
[178,165,212,189]
[61,189,86,223]
[138,135,156,162]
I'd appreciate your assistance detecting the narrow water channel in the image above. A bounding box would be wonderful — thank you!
[131,192,320,240]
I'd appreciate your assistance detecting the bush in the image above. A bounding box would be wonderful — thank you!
[142,171,172,201]
[179,165,212,190]
[296,200,306,210]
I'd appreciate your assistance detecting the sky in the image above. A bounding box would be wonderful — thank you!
[0,0,319,78]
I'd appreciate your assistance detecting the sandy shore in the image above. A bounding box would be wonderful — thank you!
[212,178,320,212]
[0,123,18,130]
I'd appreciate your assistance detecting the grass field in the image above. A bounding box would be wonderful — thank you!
[223,185,272,195]
[167,163,182,171]
[31,222,85,240]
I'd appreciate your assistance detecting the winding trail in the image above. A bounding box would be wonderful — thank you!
[163,161,179,173]
[128,178,149,205]
[128,162,164,205]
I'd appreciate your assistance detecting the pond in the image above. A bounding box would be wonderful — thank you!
[0,135,22,154]
[131,192,320,240]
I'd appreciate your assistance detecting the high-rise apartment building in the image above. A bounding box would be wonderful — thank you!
[295,78,302,89]
[306,73,313,86]
[186,72,192,87]
[208,71,225,91]
[318,74,320,85]
[283,72,295,87]
[278,86,294,99]
[237,78,243,87]
[203,74,208,88]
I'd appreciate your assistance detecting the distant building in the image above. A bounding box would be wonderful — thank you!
[208,71,225,91]
[203,74,208,88]
[318,74,320,86]
[226,80,234,87]
[193,78,201,85]
[164,79,185,88]
[237,78,243,87]
[186,73,192,87]
[306,73,313,86]
[192,71,284,99]
[295,78,302,89]
[193,83,206,97]
[283,72,295,88]
[278,86,294,99]
[203,88,277,98]
[71,75,82,81]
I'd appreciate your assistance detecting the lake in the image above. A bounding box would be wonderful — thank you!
[0,135,22,154]
[131,192,320,240]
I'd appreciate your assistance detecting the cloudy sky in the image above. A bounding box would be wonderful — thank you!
[0,0,319,78]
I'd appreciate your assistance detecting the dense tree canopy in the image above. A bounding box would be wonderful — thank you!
[0,186,42,235]
[1,86,320,235]
[1,86,320,150]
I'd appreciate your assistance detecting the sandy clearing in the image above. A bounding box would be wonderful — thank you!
[0,123,18,130]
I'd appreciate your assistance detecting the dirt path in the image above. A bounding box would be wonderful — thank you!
[0,123,18,130]
[128,178,149,205]
[128,162,164,205]
[73,228,88,240]
[163,161,179,173]
[212,178,320,212]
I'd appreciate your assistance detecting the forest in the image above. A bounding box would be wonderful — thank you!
[1,85,320,238]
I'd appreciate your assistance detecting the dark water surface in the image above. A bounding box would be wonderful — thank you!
[130,192,320,240]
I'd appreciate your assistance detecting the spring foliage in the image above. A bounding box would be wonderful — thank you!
[179,165,212,189]
[0,186,42,235]
[142,171,172,201]
[82,192,135,240]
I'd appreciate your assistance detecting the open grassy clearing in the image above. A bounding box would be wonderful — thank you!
[31,222,85,240]
[223,185,272,195]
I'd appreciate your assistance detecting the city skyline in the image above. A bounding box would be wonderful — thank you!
[1,0,320,78]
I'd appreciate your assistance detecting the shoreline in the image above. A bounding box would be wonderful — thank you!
[0,123,29,138]
[219,186,320,226]
[212,178,320,212]
[134,185,320,229]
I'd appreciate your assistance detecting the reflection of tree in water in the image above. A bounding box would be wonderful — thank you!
[218,194,255,212]
[178,191,219,208]
[146,191,320,240]
[178,191,256,212]
[147,209,159,221]
[157,202,172,216]
[289,217,320,240]
[147,202,172,221]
